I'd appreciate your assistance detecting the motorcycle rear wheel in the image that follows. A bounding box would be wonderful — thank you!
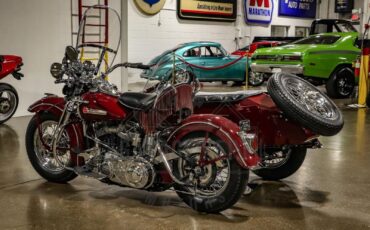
[26,113,77,183]
[0,83,19,125]
[173,133,249,213]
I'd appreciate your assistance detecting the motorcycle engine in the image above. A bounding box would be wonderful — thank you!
[102,153,155,189]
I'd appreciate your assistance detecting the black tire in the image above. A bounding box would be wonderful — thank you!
[0,83,19,124]
[325,66,355,98]
[173,133,249,213]
[367,92,370,108]
[267,73,343,136]
[253,147,307,180]
[221,81,228,85]
[248,72,265,87]
[26,113,77,183]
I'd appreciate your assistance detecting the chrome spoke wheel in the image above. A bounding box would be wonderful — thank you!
[176,137,230,197]
[249,72,264,86]
[262,149,291,169]
[283,77,338,120]
[33,121,71,173]
[0,90,17,122]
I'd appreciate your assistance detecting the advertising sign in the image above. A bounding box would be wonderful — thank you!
[177,0,237,22]
[278,0,317,18]
[244,0,274,24]
[335,0,354,13]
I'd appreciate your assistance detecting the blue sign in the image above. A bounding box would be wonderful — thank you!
[278,0,317,18]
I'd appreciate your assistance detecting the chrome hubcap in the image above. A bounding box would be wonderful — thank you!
[249,72,264,85]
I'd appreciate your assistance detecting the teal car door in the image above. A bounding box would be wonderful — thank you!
[198,46,245,81]
[181,47,201,79]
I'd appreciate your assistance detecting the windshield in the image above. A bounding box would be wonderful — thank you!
[76,5,121,73]
[293,35,341,45]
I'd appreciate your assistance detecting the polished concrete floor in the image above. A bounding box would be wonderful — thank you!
[1,84,370,229]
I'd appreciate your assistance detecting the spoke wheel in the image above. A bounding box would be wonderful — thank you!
[0,84,18,124]
[248,72,265,87]
[172,132,249,213]
[26,113,77,183]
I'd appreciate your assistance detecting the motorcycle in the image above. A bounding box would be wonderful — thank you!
[0,55,23,124]
[25,6,257,213]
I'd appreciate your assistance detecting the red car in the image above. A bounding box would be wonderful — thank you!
[232,41,283,57]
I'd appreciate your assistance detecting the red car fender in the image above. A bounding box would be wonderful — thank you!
[28,95,85,159]
[168,114,260,169]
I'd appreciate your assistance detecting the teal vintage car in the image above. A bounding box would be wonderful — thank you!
[141,42,250,84]
[251,32,360,98]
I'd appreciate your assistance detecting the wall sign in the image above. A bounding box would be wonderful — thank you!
[278,0,317,18]
[177,0,237,22]
[335,0,354,13]
[244,0,274,24]
[134,0,166,15]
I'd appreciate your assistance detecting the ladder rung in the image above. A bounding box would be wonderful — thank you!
[83,41,106,44]
[81,58,99,61]
[73,32,101,36]
[86,24,106,27]
[83,51,101,54]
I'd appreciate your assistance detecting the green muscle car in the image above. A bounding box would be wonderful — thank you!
[141,42,250,85]
[251,32,360,98]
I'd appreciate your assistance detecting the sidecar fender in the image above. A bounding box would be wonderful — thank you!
[168,114,260,169]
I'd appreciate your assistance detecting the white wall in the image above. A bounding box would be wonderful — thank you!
[0,0,121,117]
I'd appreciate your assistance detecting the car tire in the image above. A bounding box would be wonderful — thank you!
[325,66,355,98]
[222,81,228,85]
[267,73,344,136]
[253,147,307,180]
[367,92,370,108]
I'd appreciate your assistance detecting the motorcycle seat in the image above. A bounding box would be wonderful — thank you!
[194,90,264,104]
[119,92,157,111]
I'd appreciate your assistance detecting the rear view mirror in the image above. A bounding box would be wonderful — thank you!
[65,46,78,62]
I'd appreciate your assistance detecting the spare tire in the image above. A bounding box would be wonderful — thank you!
[267,73,343,136]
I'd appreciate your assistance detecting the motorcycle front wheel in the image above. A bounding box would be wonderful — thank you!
[26,113,77,183]
[0,83,19,124]
[172,132,249,213]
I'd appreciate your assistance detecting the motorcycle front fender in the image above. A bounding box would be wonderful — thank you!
[168,114,260,169]
[28,95,85,156]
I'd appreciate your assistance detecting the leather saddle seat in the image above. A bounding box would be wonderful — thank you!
[119,92,157,111]
[194,90,264,105]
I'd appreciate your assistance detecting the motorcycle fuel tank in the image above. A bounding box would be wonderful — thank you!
[81,92,128,121]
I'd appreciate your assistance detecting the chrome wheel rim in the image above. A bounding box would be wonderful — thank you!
[0,90,17,121]
[249,72,264,85]
[175,70,191,84]
[337,76,354,96]
[177,137,230,197]
[262,149,291,169]
[283,77,338,120]
[33,121,71,173]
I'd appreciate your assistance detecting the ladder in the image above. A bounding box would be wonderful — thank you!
[71,0,109,72]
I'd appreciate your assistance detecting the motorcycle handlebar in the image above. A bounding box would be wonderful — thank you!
[104,62,151,76]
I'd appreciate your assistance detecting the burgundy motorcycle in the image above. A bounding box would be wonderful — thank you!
[0,55,23,124]
[25,6,257,213]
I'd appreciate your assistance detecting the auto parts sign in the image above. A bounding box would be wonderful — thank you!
[244,0,274,24]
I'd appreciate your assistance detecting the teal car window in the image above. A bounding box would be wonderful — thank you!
[293,35,341,45]
[183,47,201,57]
[199,46,225,57]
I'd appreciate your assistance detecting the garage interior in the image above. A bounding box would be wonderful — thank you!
[1,0,370,229]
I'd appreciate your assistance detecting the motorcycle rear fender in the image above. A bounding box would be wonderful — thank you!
[28,95,85,157]
[168,114,260,169]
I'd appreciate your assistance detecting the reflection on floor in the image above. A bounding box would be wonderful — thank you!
[0,85,370,229]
